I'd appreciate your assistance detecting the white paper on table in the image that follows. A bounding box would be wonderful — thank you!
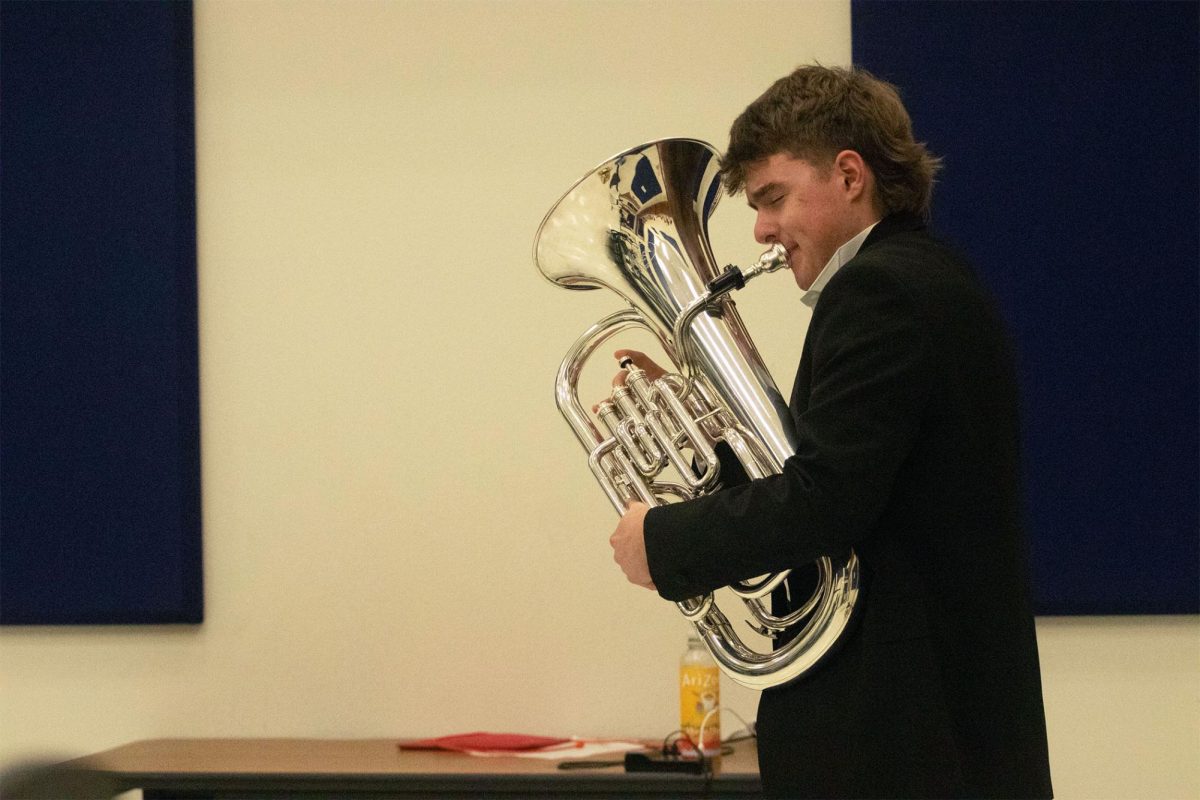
[467,739,647,760]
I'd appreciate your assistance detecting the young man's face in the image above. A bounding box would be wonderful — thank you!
[744,152,872,290]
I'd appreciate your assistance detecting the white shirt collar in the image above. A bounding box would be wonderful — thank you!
[799,221,880,309]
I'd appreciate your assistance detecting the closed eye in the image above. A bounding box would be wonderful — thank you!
[748,182,785,211]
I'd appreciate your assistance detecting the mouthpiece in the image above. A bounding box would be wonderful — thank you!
[741,243,789,281]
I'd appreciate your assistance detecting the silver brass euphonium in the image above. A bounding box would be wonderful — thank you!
[534,138,859,690]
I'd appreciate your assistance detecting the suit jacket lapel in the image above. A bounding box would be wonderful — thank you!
[787,211,927,416]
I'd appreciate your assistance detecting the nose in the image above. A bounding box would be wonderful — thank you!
[753,211,777,245]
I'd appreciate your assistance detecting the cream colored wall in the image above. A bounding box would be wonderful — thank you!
[0,2,1196,798]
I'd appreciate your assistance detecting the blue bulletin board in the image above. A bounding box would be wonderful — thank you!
[1,2,203,624]
[851,0,1199,615]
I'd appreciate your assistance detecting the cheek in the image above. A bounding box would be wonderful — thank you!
[777,208,805,240]
[806,207,842,246]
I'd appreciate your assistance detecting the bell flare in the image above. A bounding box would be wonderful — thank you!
[533,138,726,317]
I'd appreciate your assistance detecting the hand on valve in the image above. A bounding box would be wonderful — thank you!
[591,349,668,414]
[611,348,667,384]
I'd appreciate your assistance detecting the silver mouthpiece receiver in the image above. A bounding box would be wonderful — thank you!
[707,243,790,297]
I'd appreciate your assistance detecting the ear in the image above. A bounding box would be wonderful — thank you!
[832,150,870,202]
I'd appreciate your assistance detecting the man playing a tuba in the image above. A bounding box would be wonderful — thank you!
[608,66,1053,799]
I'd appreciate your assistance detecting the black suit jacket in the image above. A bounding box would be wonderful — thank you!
[644,213,1053,799]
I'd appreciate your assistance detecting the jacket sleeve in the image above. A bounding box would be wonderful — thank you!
[644,260,934,601]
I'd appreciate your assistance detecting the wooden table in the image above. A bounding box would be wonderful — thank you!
[43,737,762,798]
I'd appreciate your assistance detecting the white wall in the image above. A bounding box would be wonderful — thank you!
[1,3,1196,799]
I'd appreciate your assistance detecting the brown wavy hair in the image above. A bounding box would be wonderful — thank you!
[722,65,942,216]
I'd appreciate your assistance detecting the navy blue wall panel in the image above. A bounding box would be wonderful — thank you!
[852,1,1198,614]
[1,2,203,623]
